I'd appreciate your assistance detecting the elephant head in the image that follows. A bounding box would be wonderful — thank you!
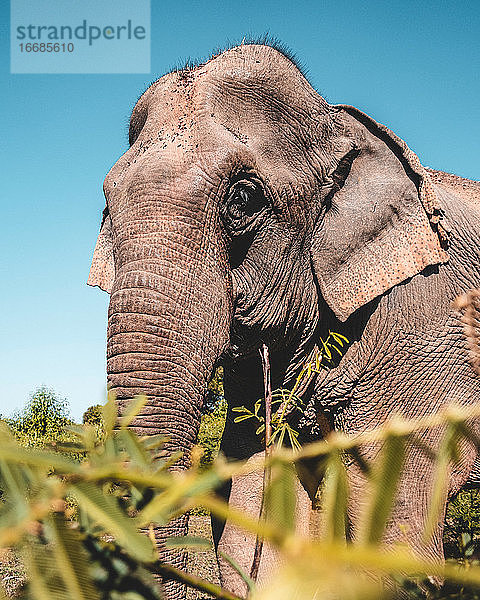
[88,42,448,590]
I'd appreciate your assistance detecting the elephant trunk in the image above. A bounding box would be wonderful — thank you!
[107,231,230,454]
[106,218,231,595]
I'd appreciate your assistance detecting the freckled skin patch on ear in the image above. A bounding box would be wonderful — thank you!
[312,105,450,322]
[87,214,114,293]
[338,105,450,250]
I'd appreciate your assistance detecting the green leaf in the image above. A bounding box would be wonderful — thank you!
[256,424,266,436]
[233,415,255,423]
[155,450,184,471]
[270,426,287,448]
[232,406,251,413]
[264,460,296,533]
[141,434,167,451]
[423,421,462,542]
[47,513,101,600]
[119,395,149,429]
[139,469,222,526]
[69,481,154,562]
[319,338,332,361]
[0,458,30,504]
[329,331,349,344]
[330,344,344,357]
[23,542,66,600]
[165,535,213,550]
[0,444,78,473]
[359,432,406,545]
[218,550,256,593]
[322,449,348,542]
[115,429,152,467]
[102,391,117,435]
[286,425,302,451]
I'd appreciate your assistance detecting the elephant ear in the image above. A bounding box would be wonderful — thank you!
[311,105,449,322]
[87,206,114,293]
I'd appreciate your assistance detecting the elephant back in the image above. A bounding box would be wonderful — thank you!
[426,168,480,209]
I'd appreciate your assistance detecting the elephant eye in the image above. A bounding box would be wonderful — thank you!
[224,179,267,223]
[221,177,269,268]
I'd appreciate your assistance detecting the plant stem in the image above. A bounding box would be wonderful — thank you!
[250,344,272,583]
[262,345,272,449]
[154,563,244,600]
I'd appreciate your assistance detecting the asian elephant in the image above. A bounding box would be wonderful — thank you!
[88,43,480,598]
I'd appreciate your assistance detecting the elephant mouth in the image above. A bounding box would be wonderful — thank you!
[220,339,254,364]
[220,330,265,365]
[221,320,299,365]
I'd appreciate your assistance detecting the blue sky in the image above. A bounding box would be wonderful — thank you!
[1,0,479,421]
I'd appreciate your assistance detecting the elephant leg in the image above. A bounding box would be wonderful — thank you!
[346,447,446,559]
[151,513,190,599]
[212,452,313,596]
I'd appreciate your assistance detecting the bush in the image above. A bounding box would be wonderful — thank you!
[5,386,73,448]
[3,397,480,600]
[198,398,227,468]
[198,368,226,468]
[83,404,103,426]
[445,489,480,559]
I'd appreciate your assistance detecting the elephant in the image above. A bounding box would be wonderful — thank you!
[88,42,480,598]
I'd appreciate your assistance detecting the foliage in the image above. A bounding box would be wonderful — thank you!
[83,405,103,426]
[7,387,70,440]
[3,387,77,452]
[197,397,227,469]
[445,489,480,560]
[232,332,349,450]
[0,393,231,600]
[2,394,480,599]
[82,404,106,447]
[203,367,224,413]
[197,368,227,469]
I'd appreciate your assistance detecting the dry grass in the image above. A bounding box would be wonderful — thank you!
[0,549,24,598]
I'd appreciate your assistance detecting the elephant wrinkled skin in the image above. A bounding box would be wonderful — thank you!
[88,43,480,598]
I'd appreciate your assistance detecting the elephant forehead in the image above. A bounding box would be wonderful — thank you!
[107,76,200,193]
[105,147,218,210]
[131,76,198,149]
[135,44,329,154]
[114,44,333,201]
[201,44,318,104]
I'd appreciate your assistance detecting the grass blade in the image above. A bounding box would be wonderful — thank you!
[359,431,406,545]
[322,449,348,542]
[101,391,117,435]
[69,481,154,562]
[264,460,296,533]
[166,535,212,550]
[423,421,462,542]
[119,395,148,429]
[47,513,100,600]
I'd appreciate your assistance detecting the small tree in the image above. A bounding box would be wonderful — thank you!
[8,386,71,443]
[83,404,103,426]
[83,403,105,444]
[445,488,480,559]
